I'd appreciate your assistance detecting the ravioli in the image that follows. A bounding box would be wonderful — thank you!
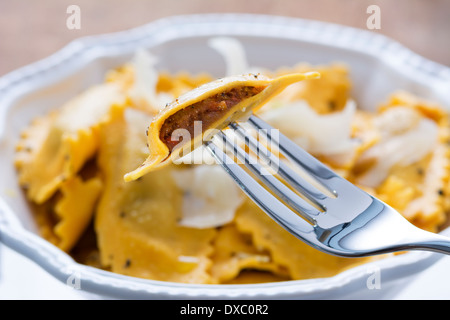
[95,106,217,283]
[209,224,289,283]
[15,82,126,204]
[54,175,103,252]
[124,72,320,181]
[15,46,450,286]
[234,199,373,280]
[15,111,57,172]
[24,174,103,253]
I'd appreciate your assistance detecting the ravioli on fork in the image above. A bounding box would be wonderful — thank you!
[124,72,320,181]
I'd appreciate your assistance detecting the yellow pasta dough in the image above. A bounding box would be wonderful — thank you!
[16,83,126,204]
[95,106,217,283]
[53,176,103,252]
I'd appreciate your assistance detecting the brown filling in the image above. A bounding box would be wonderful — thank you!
[160,85,266,152]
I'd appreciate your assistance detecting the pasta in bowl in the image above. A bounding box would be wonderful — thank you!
[1,14,450,299]
[13,38,450,285]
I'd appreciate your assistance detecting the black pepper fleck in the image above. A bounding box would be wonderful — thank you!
[328,101,337,111]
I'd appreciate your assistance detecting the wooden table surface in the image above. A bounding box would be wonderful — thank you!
[1,0,449,76]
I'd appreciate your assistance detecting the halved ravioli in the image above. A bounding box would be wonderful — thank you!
[124,72,320,181]
[95,106,217,283]
[16,82,126,204]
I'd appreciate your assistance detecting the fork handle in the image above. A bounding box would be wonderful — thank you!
[409,231,450,255]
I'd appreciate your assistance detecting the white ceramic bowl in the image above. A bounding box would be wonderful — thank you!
[1,14,450,300]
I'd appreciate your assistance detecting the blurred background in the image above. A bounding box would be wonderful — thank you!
[0,0,449,76]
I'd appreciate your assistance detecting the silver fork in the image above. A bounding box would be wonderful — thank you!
[205,114,450,257]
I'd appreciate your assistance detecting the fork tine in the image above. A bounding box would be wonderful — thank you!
[215,131,321,221]
[247,115,339,196]
[229,121,329,210]
[205,139,317,240]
